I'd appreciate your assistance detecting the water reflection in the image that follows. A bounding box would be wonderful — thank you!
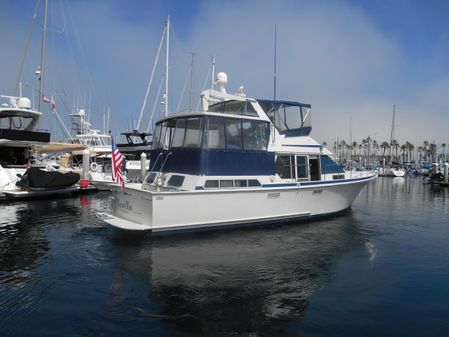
[0,195,111,336]
[113,214,368,335]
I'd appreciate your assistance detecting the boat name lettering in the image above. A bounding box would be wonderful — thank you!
[313,189,323,194]
[118,199,132,211]
[156,196,164,200]
[267,192,280,199]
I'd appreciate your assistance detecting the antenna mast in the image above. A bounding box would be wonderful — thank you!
[164,16,170,117]
[189,52,195,111]
[38,0,48,112]
[272,24,277,142]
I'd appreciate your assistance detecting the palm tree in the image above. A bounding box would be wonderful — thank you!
[390,139,399,163]
[417,146,423,163]
[400,144,407,164]
[407,142,414,163]
[352,141,357,158]
[429,143,437,162]
[380,141,390,161]
[423,140,429,162]
[441,143,446,162]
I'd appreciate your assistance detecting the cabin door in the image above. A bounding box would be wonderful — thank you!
[309,155,321,181]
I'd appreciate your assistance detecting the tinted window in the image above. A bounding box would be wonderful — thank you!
[235,179,248,187]
[220,180,234,188]
[296,155,308,179]
[167,174,185,187]
[275,155,293,179]
[248,179,261,187]
[205,180,219,188]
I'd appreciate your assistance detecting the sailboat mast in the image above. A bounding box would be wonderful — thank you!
[164,16,170,118]
[272,24,277,143]
[38,0,48,112]
[390,104,396,145]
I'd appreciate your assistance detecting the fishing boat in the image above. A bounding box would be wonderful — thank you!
[97,73,377,234]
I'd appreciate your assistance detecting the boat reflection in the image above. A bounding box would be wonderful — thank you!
[112,214,368,335]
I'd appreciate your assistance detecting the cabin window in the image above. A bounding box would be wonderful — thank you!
[205,180,219,188]
[242,121,268,151]
[208,100,258,117]
[152,124,161,149]
[220,180,234,188]
[235,179,248,187]
[171,118,187,148]
[275,155,293,179]
[146,172,157,183]
[248,179,261,187]
[167,175,185,187]
[152,121,170,149]
[204,117,225,149]
[225,119,243,150]
[184,117,203,148]
[296,155,309,179]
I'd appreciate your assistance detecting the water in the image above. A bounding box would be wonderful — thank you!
[1,178,449,337]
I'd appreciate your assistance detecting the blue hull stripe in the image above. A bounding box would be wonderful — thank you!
[299,175,375,186]
[193,175,375,190]
[281,144,322,148]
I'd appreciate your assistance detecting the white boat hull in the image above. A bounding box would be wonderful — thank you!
[99,175,376,234]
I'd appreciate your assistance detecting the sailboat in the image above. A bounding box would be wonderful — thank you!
[379,105,405,177]
[117,17,172,180]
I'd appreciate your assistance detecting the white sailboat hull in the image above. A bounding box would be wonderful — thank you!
[99,175,376,234]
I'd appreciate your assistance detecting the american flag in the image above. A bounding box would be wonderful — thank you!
[111,136,125,191]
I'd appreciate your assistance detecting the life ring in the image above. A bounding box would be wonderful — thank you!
[90,162,98,172]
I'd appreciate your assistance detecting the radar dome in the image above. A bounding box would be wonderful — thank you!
[215,72,228,86]
[17,97,32,109]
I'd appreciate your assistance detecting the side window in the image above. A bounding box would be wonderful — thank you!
[242,121,268,151]
[184,117,203,148]
[296,155,309,180]
[275,155,293,179]
[225,119,242,150]
[171,118,187,148]
[204,117,225,149]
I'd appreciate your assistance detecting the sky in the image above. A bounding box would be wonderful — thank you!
[1,0,449,147]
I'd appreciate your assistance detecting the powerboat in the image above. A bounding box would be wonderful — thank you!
[98,73,377,234]
[0,96,92,200]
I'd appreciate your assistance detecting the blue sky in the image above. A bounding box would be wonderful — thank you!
[1,0,449,147]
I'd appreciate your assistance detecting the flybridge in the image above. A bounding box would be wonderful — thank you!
[257,99,312,137]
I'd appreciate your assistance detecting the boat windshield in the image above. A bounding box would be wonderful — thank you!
[152,115,270,151]
[208,100,258,117]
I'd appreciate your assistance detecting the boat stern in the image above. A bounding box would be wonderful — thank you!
[102,184,153,231]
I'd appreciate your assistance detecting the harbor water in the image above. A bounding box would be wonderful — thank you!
[1,177,449,337]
